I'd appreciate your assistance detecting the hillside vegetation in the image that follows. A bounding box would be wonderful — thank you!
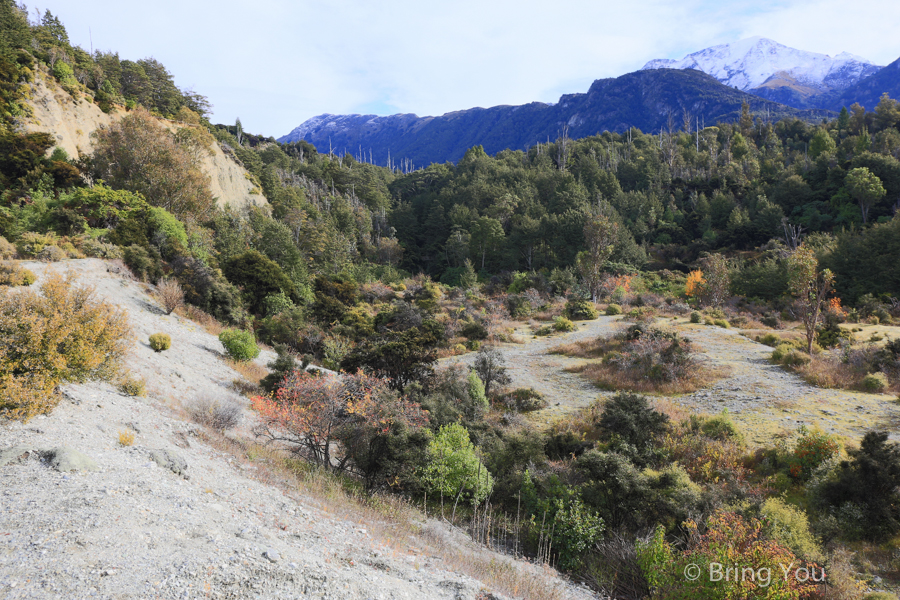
[2,3,900,599]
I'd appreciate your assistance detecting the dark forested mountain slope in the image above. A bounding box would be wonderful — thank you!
[280,69,831,166]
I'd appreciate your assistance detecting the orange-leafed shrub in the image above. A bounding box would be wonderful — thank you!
[252,370,427,477]
[685,269,706,298]
[0,272,131,420]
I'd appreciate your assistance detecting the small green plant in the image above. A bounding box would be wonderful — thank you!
[605,303,622,316]
[713,319,729,328]
[700,413,743,442]
[118,375,147,397]
[689,311,702,323]
[219,329,260,361]
[117,429,135,446]
[757,332,782,347]
[14,232,58,258]
[862,372,889,393]
[148,333,171,352]
[553,316,576,332]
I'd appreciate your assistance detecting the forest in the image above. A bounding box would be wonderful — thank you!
[2,2,900,599]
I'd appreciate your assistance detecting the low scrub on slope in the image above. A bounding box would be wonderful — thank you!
[0,272,131,420]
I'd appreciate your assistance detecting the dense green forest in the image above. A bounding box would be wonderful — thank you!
[4,2,900,599]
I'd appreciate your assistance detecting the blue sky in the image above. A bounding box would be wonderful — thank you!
[41,0,900,137]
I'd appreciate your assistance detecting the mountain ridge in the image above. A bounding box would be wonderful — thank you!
[280,68,831,167]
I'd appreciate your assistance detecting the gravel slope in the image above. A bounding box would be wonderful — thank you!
[446,315,899,444]
[0,260,595,600]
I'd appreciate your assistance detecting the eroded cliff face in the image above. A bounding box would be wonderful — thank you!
[17,69,267,212]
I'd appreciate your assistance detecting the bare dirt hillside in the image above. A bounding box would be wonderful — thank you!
[0,259,595,600]
[16,69,267,213]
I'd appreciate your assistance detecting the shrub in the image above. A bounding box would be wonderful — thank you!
[565,299,599,320]
[760,498,822,562]
[771,343,797,362]
[791,426,840,480]
[498,388,547,412]
[553,316,576,332]
[155,277,184,315]
[689,311,702,323]
[35,245,66,262]
[597,392,669,467]
[118,375,147,397]
[0,261,36,286]
[219,329,260,361]
[713,318,729,328]
[186,394,243,431]
[820,431,900,540]
[782,349,811,366]
[0,273,131,420]
[421,422,494,502]
[0,236,15,259]
[148,333,171,352]
[605,303,622,316]
[863,372,889,392]
[123,244,163,283]
[460,320,488,341]
[14,231,57,257]
[80,238,123,259]
[118,430,135,446]
[700,413,742,442]
[473,344,511,397]
[757,333,782,347]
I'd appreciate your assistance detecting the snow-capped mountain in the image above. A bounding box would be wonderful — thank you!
[642,37,882,93]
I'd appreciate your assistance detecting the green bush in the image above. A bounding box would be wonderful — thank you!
[219,328,260,361]
[148,333,171,352]
[553,316,576,332]
[757,333,782,347]
[461,320,488,340]
[605,303,622,316]
[0,261,36,286]
[565,299,598,320]
[713,318,729,328]
[80,238,123,259]
[597,392,669,467]
[700,413,743,442]
[689,311,702,323]
[420,423,493,502]
[863,372,889,393]
[14,231,58,257]
[225,250,297,316]
[123,244,163,283]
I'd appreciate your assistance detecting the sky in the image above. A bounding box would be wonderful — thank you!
[39,0,900,138]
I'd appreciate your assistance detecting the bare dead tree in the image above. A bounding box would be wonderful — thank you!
[782,217,805,251]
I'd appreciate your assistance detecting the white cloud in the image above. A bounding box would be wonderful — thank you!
[45,0,899,136]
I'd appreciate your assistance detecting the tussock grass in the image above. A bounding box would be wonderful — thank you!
[175,303,224,335]
[566,361,725,395]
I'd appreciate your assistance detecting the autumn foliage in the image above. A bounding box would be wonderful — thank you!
[685,270,706,298]
[251,369,427,473]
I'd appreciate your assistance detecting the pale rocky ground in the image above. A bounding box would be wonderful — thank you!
[445,315,899,445]
[0,260,596,600]
[18,68,267,212]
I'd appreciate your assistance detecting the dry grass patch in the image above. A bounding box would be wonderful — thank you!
[225,358,267,395]
[175,303,225,335]
[795,352,899,395]
[195,430,575,600]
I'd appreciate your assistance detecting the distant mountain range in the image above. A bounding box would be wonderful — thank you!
[280,39,900,166]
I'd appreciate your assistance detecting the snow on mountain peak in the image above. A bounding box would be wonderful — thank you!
[641,38,881,92]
